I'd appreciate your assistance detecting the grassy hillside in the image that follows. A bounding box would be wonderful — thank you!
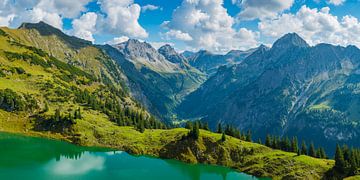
[0,23,164,135]
[0,107,334,179]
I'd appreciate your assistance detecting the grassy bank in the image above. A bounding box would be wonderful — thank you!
[0,109,334,179]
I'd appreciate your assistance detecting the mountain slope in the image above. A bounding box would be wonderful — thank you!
[101,40,206,119]
[178,33,360,150]
[6,21,127,87]
[187,47,259,75]
[0,23,163,138]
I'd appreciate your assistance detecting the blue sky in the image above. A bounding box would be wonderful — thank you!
[1,0,360,53]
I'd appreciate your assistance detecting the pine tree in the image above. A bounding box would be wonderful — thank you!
[137,119,145,133]
[257,138,262,145]
[272,136,278,149]
[284,137,291,151]
[301,141,307,155]
[245,130,252,142]
[185,121,192,129]
[309,142,316,157]
[316,148,322,158]
[343,145,350,163]
[204,122,209,131]
[189,121,200,140]
[221,132,226,142]
[265,135,272,147]
[291,137,298,153]
[320,147,327,159]
[217,123,222,133]
[335,144,346,173]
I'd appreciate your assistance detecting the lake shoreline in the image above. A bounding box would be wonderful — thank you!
[0,131,260,180]
[0,119,335,180]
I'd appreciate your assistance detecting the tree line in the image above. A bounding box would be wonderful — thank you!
[73,88,167,132]
[0,88,38,112]
[38,108,81,132]
[264,135,327,159]
[334,144,360,177]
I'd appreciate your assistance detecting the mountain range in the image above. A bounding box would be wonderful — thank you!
[2,21,360,153]
[178,33,360,151]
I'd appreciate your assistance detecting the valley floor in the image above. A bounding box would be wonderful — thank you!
[0,109,335,179]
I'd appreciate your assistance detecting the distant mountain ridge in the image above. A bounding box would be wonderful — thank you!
[186,47,260,75]
[178,33,360,151]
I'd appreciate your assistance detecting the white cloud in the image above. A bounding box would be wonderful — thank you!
[141,4,161,12]
[72,12,97,42]
[106,36,130,44]
[25,7,63,29]
[258,5,360,47]
[34,0,91,18]
[0,0,91,29]
[163,30,193,41]
[327,0,346,6]
[235,0,294,20]
[0,14,15,27]
[163,0,259,53]
[98,0,148,39]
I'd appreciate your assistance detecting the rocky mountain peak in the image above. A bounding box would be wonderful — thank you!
[158,44,187,64]
[158,44,177,56]
[272,33,309,50]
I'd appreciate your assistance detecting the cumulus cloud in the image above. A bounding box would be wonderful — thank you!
[141,4,161,12]
[72,12,97,42]
[106,36,130,44]
[235,0,294,20]
[98,0,148,39]
[26,7,63,29]
[163,0,259,53]
[327,0,346,6]
[34,0,91,18]
[162,30,193,41]
[0,0,91,29]
[258,5,360,47]
[0,14,15,27]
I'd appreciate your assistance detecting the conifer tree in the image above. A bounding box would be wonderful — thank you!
[185,121,192,129]
[189,121,200,140]
[301,141,307,155]
[204,122,209,131]
[284,137,291,151]
[221,132,226,142]
[291,137,298,153]
[245,130,252,142]
[335,144,346,173]
[309,142,316,157]
[320,147,327,159]
[217,123,222,133]
[265,135,272,147]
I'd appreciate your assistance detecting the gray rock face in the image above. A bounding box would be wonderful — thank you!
[158,44,187,64]
[103,40,206,119]
[178,33,360,150]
